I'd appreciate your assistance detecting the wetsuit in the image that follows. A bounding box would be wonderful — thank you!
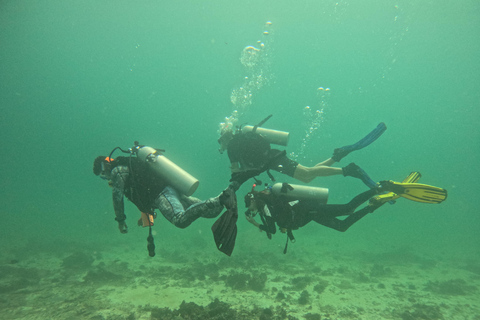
[227,131,298,177]
[110,158,224,229]
[254,188,378,234]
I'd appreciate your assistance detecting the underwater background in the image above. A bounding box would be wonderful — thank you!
[1,0,479,319]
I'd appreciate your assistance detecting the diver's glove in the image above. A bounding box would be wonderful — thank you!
[115,215,128,233]
[118,221,128,234]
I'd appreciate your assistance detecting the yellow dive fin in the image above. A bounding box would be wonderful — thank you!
[369,172,421,209]
[384,181,448,204]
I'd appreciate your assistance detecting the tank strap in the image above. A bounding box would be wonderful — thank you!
[287,229,295,242]
[280,182,294,193]
[266,170,276,182]
[252,114,273,133]
[283,229,295,254]
[256,114,273,127]
[259,212,272,240]
[263,149,286,182]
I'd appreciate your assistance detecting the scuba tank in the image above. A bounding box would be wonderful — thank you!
[241,125,289,146]
[137,146,199,197]
[240,114,289,146]
[105,141,199,258]
[271,183,328,203]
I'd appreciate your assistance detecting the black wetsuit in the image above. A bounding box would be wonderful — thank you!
[254,188,378,234]
[227,131,298,177]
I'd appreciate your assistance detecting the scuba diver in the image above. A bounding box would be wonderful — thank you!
[218,114,387,187]
[243,172,447,253]
[93,142,237,257]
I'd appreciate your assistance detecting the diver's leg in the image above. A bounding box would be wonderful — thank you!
[269,152,344,183]
[155,186,224,229]
[293,164,343,183]
[307,188,378,231]
[313,158,335,167]
[331,206,373,232]
[343,188,378,211]
[320,206,373,232]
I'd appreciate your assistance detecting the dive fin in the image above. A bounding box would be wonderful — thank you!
[211,192,238,256]
[333,122,387,162]
[381,179,447,204]
[342,162,377,189]
[369,172,421,209]
[357,165,377,189]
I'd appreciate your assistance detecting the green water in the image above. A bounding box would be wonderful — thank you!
[1,0,479,318]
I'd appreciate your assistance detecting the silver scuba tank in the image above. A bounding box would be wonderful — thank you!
[241,125,289,146]
[137,146,199,196]
[271,183,328,203]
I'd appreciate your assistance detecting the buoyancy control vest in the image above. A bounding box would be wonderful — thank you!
[114,157,168,213]
[230,130,272,170]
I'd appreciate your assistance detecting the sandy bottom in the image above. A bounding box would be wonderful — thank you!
[1,234,479,320]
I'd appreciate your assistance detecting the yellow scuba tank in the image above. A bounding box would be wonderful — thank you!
[241,125,289,146]
[137,146,199,196]
[271,183,328,203]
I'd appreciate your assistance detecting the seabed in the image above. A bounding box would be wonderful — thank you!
[1,235,479,320]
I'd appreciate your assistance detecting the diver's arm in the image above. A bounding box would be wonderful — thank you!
[245,211,261,229]
[245,210,276,234]
[259,215,276,234]
[111,167,128,234]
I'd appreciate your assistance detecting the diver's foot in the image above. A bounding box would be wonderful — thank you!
[369,194,394,209]
[228,181,241,192]
[220,186,236,209]
[342,163,363,179]
[343,163,378,189]
[377,180,402,194]
[332,147,350,162]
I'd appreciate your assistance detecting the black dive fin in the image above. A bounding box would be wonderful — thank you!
[211,193,238,256]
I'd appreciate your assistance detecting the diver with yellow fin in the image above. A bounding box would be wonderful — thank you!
[243,171,447,253]
[214,117,388,256]
[93,141,236,257]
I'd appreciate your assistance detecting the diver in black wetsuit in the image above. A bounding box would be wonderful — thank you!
[243,170,447,245]
[244,186,381,237]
